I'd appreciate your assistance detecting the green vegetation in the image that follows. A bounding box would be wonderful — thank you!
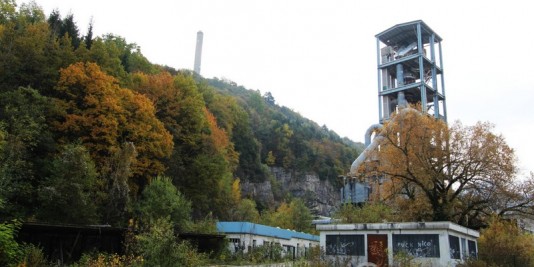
[0,0,358,223]
[2,1,533,267]
[0,1,353,265]
[0,220,21,266]
[333,202,396,223]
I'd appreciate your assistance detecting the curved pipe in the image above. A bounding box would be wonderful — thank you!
[364,124,383,146]
[349,135,383,176]
[350,124,384,176]
[349,107,420,176]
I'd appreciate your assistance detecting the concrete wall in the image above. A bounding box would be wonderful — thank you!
[317,222,479,267]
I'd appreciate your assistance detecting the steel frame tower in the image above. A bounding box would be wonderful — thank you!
[375,20,447,122]
[341,20,447,205]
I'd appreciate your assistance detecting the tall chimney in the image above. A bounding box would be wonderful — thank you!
[194,31,203,74]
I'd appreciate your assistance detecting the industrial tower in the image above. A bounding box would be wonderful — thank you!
[341,20,447,205]
[376,20,447,122]
[194,31,203,75]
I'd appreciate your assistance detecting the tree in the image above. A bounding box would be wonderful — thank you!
[263,91,275,105]
[59,13,80,48]
[132,72,236,219]
[371,108,532,227]
[135,217,207,267]
[0,87,56,219]
[0,220,22,267]
[289,198,313,232]
[53,62,173,190]
[37,144,99,224]
[234,199,261,223]
[0,0,17,24]
[102,141,137,226]
[83,17,93,49]
[260,199,313,233]
[477,216,534,266]
[135,176,192,233]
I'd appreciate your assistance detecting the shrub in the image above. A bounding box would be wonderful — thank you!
[0,220,22,266]
[478,216,534,266]
[136,217,207,267]
[19,244,48,267]
[135,176,192,233]
[73,253,143,267]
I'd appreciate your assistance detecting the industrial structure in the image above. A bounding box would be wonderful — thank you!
[193,31,203,74]
[317,221,479,266]
[217,222,319,259]
[341,20,447,205]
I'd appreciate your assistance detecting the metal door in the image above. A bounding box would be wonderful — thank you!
[367,234,388,267]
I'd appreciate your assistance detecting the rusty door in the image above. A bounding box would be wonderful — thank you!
[367,234,388,267]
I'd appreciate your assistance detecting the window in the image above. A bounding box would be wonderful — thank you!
[460,238,467,260]
[229,238,240,244]
[325,235,365,256]
[449,235,460,259]
[468,240,477,259]
[392,234,440,258]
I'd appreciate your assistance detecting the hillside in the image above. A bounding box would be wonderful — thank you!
[204,77,363,183]
[0,2,362,225]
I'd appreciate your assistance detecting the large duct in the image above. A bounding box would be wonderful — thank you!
[194,31,203,74]
[349,106,417,177]
[349,135,383,176]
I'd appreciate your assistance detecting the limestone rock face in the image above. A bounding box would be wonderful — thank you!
[240,167,340,216]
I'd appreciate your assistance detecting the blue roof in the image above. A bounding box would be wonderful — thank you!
[217,222,319,242]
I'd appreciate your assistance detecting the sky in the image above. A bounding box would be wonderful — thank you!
[26,0,534,175]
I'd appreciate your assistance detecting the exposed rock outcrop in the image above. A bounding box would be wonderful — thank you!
[241,167,340,216]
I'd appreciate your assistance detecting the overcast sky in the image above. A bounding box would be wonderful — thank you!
[28,0,533,175]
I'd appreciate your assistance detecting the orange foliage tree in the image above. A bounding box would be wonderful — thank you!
[53,62,173,189]
[372,108,533,227]
[131,71,238,218]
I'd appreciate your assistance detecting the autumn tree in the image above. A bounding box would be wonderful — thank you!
[477,216,534,266]
[372,108,533,228]
[225,179,260,222]
[53,62,173,192]
[261,199,313,233]
[131,72,237,218]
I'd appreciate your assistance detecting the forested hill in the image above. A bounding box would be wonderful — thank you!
[204,77,364,183]
[0,1,362,225]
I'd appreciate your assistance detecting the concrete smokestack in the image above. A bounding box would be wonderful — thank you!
[194,31,203,74]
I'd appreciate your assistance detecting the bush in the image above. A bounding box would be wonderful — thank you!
[0,220,22,267]
[136,217,207,267]
[334,202,395,223]
[478,217,534,266]
[73,253,143,267]
[19,244,48,267]
[135,176,192,233]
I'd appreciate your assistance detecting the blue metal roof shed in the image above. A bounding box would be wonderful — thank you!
[217,222,319,242]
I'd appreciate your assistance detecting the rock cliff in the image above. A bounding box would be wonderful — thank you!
[241,167,340,216]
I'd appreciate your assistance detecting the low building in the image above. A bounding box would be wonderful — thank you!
[217,221,319,259]
[316,221,479,267]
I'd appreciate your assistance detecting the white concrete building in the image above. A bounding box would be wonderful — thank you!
[317,221,479,267]
[217,221,319,259]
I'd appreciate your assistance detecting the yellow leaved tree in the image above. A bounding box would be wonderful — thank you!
[371,107,533,228]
